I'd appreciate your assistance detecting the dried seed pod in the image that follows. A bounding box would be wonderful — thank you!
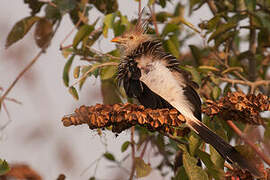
[62,92,269,136]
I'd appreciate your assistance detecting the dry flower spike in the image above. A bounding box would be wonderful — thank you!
[62,103,188,135]
[62,92,270,133]
[203,92,270,125]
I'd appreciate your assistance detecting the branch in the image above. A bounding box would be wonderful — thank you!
[129,127,136,180]
[213,51,248,81]
[227,120,270,166]
[149,2,159,36]
[205,0,218,15]
[248,15,257,86]
[0,18,61,109]
[0,50,44,106]
[60,0,88,49]
[70,62,119,87]
[220,78,270,93]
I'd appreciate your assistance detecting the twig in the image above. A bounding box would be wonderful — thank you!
[48,1,57,8]
[60,0,88,50]
[140,137,150,159]
[2,102,11,121]
[129,126,136,180]
[213,51,248,81]
[160,131,188,145]
[70,62,119,87]
[227,120,270,166]
[0,19,61,108]
[138,0,141,16]
[80,156,101,176]
[248,15,257,92]
[0,50,44,105]
[4,97,22,104]
[85,47,121,60]
[220,78,270,93]
[149,2,159,36]
[205,0,218,15]
[224,162,234,170]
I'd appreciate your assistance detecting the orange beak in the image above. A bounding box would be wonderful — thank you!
[111,37,121,43]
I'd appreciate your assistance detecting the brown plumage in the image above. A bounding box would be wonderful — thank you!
[111,17,261,177]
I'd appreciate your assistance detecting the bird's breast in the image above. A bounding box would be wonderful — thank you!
[137,59,195,118]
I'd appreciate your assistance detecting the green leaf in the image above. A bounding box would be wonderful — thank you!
[55,0,77,13]
[221,66,243,75]
[34,18,53,48]
[211,86,221,100]
[120,15,129,26]
[189,0,202,14]
[101,80,122,105]
[63,54,75,87]
[197,150,225,180]
[24,0,45,15]
[73,66,80,79]
[113,20,126,36]
[183,151,208,180]
[174,3,184,17]
[189,45,201,62]
[205,15,222,31]
[79,65,92,90]
[103,13,116,37]
[210,145,224,169]
[0,159,10,176]
[161,23,179,37]
[148,0,155,6]
[158,0,166,8]
[100,65,117,80]
[208,14,246,42]
[173,166,189,180]
[45,4,61,21]
[73,24,94,48]
[214,31,236,48]
[68,86,79,100]
[135,157,152,178]
[198,66,220,72]
[180,66,201,85]
[6,16,40,48]
[264,121,270,139]
[258,28,270,48]
[165,38,179,58]
[121,141,130,152]
[244,0,256,11]
[103,152,116,161]
[188,131,201,156]
[90,0,118,14]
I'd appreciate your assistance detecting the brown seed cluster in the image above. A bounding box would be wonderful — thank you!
[0,164,42,180]
[225,168,270,180]
[62,103,188,135]
[203,92,270,125]
[62,92,269,133]
[225,169,254,180]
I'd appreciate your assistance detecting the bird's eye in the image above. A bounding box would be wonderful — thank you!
[129,36,134,40]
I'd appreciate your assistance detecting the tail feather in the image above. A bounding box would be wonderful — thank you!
[186,118,261,177]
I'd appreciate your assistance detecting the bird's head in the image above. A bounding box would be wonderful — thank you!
[111,19,152,55]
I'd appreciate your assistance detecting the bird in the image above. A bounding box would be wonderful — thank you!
[111,16,261,177]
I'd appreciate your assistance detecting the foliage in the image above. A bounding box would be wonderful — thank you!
[3,0,270,179]
[0,159,10,176]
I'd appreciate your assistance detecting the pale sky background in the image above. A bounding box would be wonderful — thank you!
[0,1,211,179]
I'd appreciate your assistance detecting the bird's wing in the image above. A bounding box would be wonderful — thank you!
[117,58,173,109]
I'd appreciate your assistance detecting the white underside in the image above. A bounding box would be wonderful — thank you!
[138,59,196,121]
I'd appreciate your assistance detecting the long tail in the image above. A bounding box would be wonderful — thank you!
[186,117,261,177]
